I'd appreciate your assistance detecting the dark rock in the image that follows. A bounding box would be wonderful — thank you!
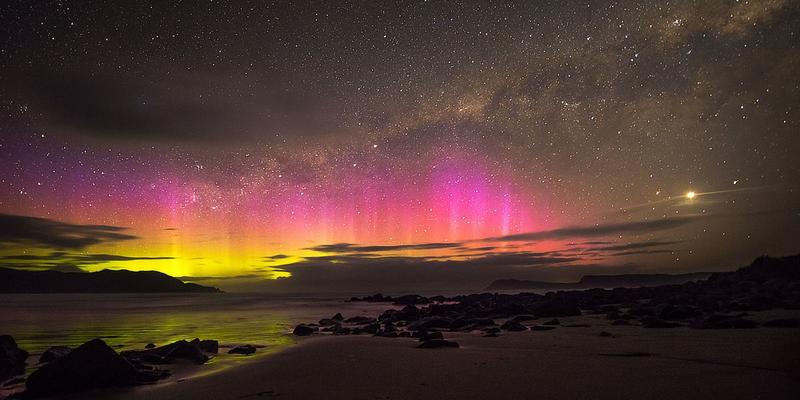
[417,339,459,349]
[763,318,800,328]
[395,305,422,322]
[398,331,411,338]
[39,346,72,363]
[332,313,344,321]
[500,320,528,331]
[160,340,209,364]
[344,316,377,325]
[407,317,453,331]
[565,324,591,328]
[641,317,682,328]
[0,335,28,383]
[197,339,219,354]
[628,306,655,317]
[25,339,167,397]
[534,299,581,317]
[333,326,352,335]
[321,323,342,332]
[293,324,318,336]
[228,345,257,355]
[361,323,381,335]
[482,327,502,334]
[598,331,614,337]
[145,343,156,349]
[611,319,631,326]
[318,318,340,326]
[450,318,495,332]
[415,331,444,342]
[393,294,430,305]
[510,315,537,323]
[531,325,557,331]
[542,318,560,325]
[689,315,758,329]
[656,304,699,320]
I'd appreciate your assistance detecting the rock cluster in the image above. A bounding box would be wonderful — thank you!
[25,339,169,397]
[0,335,28,383]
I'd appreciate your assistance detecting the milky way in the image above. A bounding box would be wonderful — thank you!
[1,1,798,290]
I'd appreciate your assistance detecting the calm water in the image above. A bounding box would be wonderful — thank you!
[0,293,396,355]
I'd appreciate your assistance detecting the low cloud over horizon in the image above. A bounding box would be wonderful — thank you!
[1,209,798,292]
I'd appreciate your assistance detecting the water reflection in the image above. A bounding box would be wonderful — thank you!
[0,293,392,355]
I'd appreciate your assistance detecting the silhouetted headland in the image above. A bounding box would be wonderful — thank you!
[0,268,221,293]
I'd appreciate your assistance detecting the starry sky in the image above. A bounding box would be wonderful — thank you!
[1,0,798,291]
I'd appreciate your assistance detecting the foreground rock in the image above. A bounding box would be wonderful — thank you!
[121,338,216,365]
[297,254,800,340]
[0,335,28,383]
[500,320,528,331]
[25,339,168,397]
[228,345,257,355]
[417,339,460,349]
[293,324,318,336]
[39,346,71,363]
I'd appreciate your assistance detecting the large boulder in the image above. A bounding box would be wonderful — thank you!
[0,335,28,383]
[39,346,72,363]
[25,339,167,397]
[196,339,219,354]
[500,320,528,331]
[121,339,213,365]
[293,324,318,336]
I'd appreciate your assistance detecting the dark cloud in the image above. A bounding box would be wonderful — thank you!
[307,242,465,253]
[612,249,676,256]
[593,241,681,252]
[483,216,704,243]
[175,274,262,282]
[7,70,351,145]
[253,251,582,292]
[0,213,138,250]
[0,252,174,273]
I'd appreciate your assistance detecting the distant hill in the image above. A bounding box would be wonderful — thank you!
[486,271,712,291]
[0,268,222,293]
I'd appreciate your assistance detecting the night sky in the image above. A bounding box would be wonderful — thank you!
[1,1,798,291]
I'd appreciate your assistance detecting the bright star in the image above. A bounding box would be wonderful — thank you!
[686,191,696,199]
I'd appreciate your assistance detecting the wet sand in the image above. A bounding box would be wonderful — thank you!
[52,314,800,400]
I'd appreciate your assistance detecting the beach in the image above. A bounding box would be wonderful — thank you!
[49,312,800,400]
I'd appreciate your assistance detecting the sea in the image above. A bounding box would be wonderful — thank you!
[0,293,399,356]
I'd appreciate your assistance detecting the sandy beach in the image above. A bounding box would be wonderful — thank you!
[50,312,800,400]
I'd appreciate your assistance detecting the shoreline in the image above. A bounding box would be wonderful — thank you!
[49,312,800,400]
